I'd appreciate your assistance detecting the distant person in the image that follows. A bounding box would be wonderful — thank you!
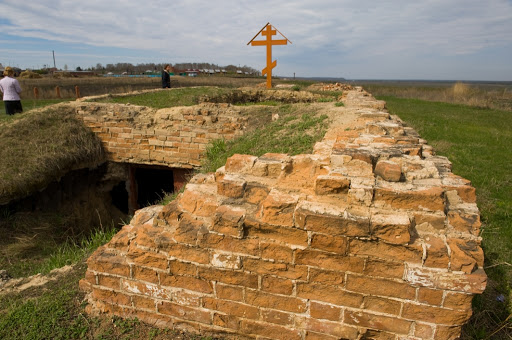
[162,64,171,88]
[0,66,23,115]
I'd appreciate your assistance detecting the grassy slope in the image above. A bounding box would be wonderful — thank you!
[380,96,511,339]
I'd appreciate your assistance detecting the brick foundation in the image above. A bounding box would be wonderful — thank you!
[80,87,486,339]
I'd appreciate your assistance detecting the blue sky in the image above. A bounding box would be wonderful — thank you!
[1,0,511,80]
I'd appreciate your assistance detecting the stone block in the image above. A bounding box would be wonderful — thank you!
[374,160,402,182]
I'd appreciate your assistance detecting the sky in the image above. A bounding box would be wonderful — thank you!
[0,0,511,81]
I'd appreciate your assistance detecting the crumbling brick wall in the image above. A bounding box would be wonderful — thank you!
[80,87,486,340]
[73,102,248,168]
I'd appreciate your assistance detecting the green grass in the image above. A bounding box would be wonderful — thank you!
[91,87,231,108]
[201,109,329,173]
[380,96,512,339]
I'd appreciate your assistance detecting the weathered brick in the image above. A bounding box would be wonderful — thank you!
[216,284,244,301]
[418,287,444,306]
[240,320,302,340]
[309,268,344,285]
[374,187,445,211]
[203,297,259,319]
[346,274,416,300]
[296,317,359,339]
[173,214,207,245]
[245,217,308,247]
[434,325,463,339]
[122,279,172,300]
[168,243,210,264]
[243,182,270,204]
[295,249,365,273]
[402,303,472,325]
[424,236,450,269]
[310,301,341,321]
[404,266,487,294]
[305,331,340,340]
[448,239,484,273]
[217,174,247,198]
[295,204,370,237]
[447,210,481,235]
[310,233,348,254]
[261,309,294,326]
[443,292,473,310]
[375,160,402,182]
[362,296,402,315]
[213,313,240,330]
[132,295,156,310]
[225,154,257,173]
[414,323,434,339]
[158,302,211,324]
[131,266,159,284]
[160,274,213,294]
[345,310,412,334]
[87,249,131,277]
[261,276,294,295]
[258,189,298,227]
[296,282,363,307]
[200,232,260,256]
[314,175,350,195]
[243,258,308,280]
[213,204,245,238]
[349,239,423,264]
[169,260,197,276]
[92,287,131,306]
[260,242,293,262]
[370,212,411,244]
[364,258,405,279]
[198,267,259,289]
[245,290,307,313]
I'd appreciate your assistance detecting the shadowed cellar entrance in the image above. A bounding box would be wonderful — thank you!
[126,165,192,214]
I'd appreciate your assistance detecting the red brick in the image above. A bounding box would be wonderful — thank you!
[295,207,370,237]
[173,214,206,245]
[448,239,484,273]
[443,292,473,310]
[87,249,131,277]
[374,187,445,211]
[261,276,294,295]
[158,302,211,324]
[127,248,168,270]
[168,243,210,264]
[295,249,365,273]
[132,295,156,310]
[244,183,270,204]
[414,323,434,339]
[309,268,344,285]
[246,289,307,313]
[97,274,120,290]
[349,239,423,264]
[213,313,240,330]
[297,317,359,339]
[160,274,213,294]
[243,258,308,280]
[213,204,245,238]
[217,175,246,198]
[203,297,259,319]
[346,274,416,300]
[261,309,294,326]
[225,154,257,173]
[314,175,350,195]
[200,232,260,256]
[345,310,412,334]
[310,301,341,321]
[296,282,363,307]
[216,284,244,301]
[169,260,197,276]
[92,287,131,306]
[418,287,443,306]
[310,234,348,254]
[245,218,308,247]
[402,303,472,325]
[362,296,401,315]
[260,242,293,262]
[364,258,404,279]
[131,266,160,284]
[240,320,302,340]
[198,267,259,289]
[258,189,298,227]
[370,212,411,244]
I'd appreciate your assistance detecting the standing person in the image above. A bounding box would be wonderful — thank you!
[0,66,23,115]
[161,64,171,88]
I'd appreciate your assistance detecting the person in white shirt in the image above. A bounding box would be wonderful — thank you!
[0,66,23,115]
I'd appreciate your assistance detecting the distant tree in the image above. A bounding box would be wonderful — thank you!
[64,64,68,71]
[76,66,82,71]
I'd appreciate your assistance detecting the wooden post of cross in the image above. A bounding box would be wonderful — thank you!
[248,23,291,89]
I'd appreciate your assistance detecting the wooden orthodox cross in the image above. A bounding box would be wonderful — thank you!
[248,23,291,89]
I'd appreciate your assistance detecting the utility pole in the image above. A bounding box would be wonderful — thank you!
[52,50,56,69]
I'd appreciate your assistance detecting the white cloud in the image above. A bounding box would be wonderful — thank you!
[0,0,511,79]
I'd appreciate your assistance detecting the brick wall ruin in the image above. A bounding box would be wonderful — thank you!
[74,101,248,169]
[80,87,486,339]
